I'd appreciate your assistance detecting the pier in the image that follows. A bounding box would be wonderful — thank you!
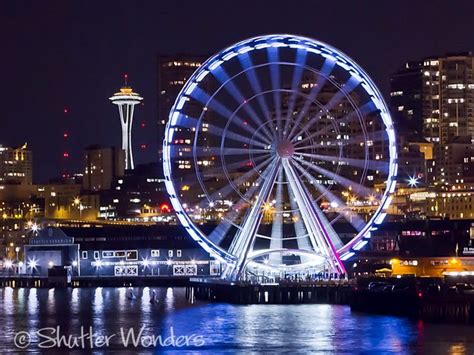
[189,278,352,304]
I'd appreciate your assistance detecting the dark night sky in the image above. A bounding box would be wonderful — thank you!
[1,1,474,182]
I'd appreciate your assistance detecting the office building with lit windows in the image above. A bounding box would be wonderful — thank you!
[98,162,169,221]
[0,144,33,185]
[157,54,208,176]
[427,137,474,186]
[389,61,423,136]
[83,145,125,192]
[391,53,474,144]
[421,53,474,144]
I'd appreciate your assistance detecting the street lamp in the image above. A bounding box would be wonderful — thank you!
[27,258,38,276]
[31,223,39,235]
[142,258,149,276]
[407,175,420,188]
[73,197,83,219]
[5,259,13,276]
[71,260,78,277]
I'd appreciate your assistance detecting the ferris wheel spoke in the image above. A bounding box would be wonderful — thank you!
[173,146,270,158]
[286,57,336,140]
[200,154,269,178]
[287,176,314,264]
[228,159,280,279]
[210,66,274,142]
[238,52,278,137]
[268,165,284,265]
[283,49,307,137]
[188,86,271,144]
[267,47,283,139]
[292,155,377,199]
[296,152,390,173]
[175,115,268,148]
[291,159,366,232]
[207,161,277,245]
[335,130,387,147]
[178,155,269,187]
[291,100,378,147]
[282,159,345,274]
[290,75,362,142]
[198,155,275,209]
[294,130,387,151]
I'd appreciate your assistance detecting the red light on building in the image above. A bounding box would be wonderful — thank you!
[63,132,68,138]
[63,152,69,158]
[160,203,171,213]
[140,122,146,128]
[140,144,147,149]
[64,108,68,114]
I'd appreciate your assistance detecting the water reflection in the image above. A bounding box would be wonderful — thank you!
[46,288,54,315]
[70,287,79,314]
[0,287,473,353]
[165,287,174,311]
[27,288,38,314]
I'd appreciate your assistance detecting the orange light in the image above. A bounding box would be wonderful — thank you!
[160,204,170,213]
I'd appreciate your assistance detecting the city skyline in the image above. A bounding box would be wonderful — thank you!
[2,4,474,352]
[1,1,474,181]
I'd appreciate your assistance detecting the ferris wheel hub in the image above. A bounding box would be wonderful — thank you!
[276,139,295,158]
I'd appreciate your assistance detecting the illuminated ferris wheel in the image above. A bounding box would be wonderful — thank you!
[163,34,397,280]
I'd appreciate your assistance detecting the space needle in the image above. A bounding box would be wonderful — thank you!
[109,75,143,170]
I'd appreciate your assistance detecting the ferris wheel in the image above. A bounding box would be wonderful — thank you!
[163,34,397,280]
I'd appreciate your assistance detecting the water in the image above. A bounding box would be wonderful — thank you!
[1,287,473,353]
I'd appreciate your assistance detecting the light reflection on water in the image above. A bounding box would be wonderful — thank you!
[0,287,473,353]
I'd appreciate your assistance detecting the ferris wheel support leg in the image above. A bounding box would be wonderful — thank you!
[282,159,346,276]
[225,160,280,281]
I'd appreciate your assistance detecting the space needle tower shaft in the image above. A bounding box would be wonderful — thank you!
[109,75,143,170]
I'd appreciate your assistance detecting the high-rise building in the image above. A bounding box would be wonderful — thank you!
[422,53,474,144]
[109,77,143,170]
[157,54,208,176]
[98,162,169,220]
[391,53,474,145]
[0,143,33,185]
[427,137,474,186]
[82,145,125,191]
[389,61,423,136]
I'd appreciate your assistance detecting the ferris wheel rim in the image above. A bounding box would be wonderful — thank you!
[163,34,398,268]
